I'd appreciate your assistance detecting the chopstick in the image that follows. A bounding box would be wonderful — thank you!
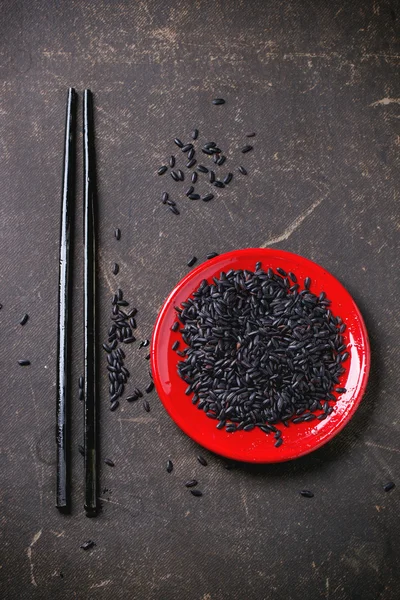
[56,87,77,512]
[83,89,98,517]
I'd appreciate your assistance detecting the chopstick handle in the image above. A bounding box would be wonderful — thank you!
[83,89,98,517]
[56,87,76,512]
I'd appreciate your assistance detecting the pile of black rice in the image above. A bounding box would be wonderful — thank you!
[174,264,348,445]
[157,119,253,215]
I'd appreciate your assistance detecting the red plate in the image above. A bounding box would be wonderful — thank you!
[151,249,370,463]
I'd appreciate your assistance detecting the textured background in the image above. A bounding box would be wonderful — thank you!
[0,1,399,599]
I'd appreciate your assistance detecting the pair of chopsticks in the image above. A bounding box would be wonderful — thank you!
[56,88,98,517]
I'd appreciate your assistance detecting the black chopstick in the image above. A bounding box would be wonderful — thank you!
[56,87,77,512]
[83,89,98,517]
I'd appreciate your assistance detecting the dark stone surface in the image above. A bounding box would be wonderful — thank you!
[0,1,399,598]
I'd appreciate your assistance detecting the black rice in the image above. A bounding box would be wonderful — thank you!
[212,98,225,105]
[171,321,180,332]
[169,206,180,215]
[191,172,198,184]
[384,481,395,492]
[197,165,208,173]
[78,444,84,456]
[223,173,233,185]
[79,376,84,389]
[206,252,219,259]
[192,129,199,140]
[126,394,139,403]
[114,228,121,240]
[190,489,203,497]
[172,341,180,351]
[110,400,119,411]
[104,458,115,467]
[184,479,198,487]
[187,256,197,267]
[185,186,194,196]
[161,192,169,204]
[145,381,154,393]
[80,540,95,550]
[186,158,196,168]
[169,156,175,168]
[143,399,150,412]
[157,166,167,175]
[139,339,150,348]
[166,460,173,473]
[20,313,29,326]
[182,143,193,153]
[18,359,30,366]
[197,455,207,466]
[174,138,184,148]
[213,181,224,188]
[112,263,120,275]
[300,490,314,498]
[174,265,348,444]
[246,132,256,137]
[188,194,200,200]
[170,170,179,182]
[177,169,184,181]
[241,145,253,153]
[202,194,214,202]
[238,166,247,175]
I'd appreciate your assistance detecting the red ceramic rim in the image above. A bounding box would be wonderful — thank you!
[151,249,370,463]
